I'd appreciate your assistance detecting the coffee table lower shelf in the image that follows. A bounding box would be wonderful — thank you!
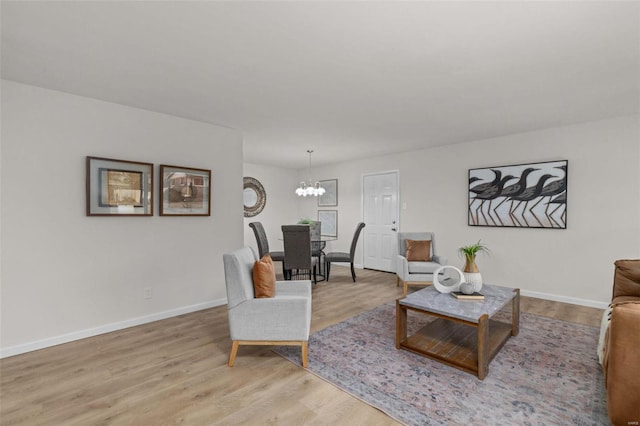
[397,317,513,379]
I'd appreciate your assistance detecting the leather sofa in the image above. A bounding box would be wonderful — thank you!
[602,259,640,425]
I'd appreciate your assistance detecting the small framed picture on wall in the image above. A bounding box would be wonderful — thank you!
[318,179,338,207]
[159,165,211,216]
[86,156,153,216]
[318,210,337,238]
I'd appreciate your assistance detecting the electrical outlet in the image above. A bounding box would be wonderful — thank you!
[144,287,152,299]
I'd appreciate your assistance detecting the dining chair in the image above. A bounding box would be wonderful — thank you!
[309,220,325,272]
[282,225,317,284]
[324,222,366,282]
[249,222,285,266]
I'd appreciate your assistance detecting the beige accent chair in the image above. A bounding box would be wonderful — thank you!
[223,247,312,367]
[396,232,447,296]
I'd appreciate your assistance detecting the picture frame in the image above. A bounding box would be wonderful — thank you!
[468,159,568,229]
[160,165,211,216]
[318,210,338,237]
[86,156,153,216]
[318,179,338,207]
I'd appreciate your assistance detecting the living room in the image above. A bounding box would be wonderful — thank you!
[1,1,639,425]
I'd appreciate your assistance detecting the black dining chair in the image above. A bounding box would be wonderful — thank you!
[309,220,325,272]
[324,222,366,282]
[282,225,317,284]
[249,222,285,266]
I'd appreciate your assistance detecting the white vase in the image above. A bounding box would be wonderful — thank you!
[463,272,483,293]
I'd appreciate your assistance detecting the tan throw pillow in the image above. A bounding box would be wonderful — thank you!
[405,239,432,262]
[253,254,276,298]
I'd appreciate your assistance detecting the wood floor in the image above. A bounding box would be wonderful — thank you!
[0,267,603,425]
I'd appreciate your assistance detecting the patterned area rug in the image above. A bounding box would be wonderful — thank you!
[275,304,608,425]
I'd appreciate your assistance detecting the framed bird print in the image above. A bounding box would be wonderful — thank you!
[468,160,568,229]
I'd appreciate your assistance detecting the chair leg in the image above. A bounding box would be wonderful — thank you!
[350,262,356,282]
[312,266,317,284]
[325,261,331,281]
[228,341,239,367]
[397,276,400,287]
[403,281,408,296]
[301,341,308,368]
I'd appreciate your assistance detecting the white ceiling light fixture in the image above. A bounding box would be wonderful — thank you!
[295,150,326,197]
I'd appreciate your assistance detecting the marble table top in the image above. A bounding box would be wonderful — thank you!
[399,283,517,323]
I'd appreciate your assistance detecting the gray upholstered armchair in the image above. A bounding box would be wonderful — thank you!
[223,247,312,367]
[396,232,448,296]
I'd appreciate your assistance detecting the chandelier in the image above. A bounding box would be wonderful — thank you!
[295,150,326,197]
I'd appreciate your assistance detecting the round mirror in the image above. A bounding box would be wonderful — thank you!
[243,177,266,217]
[243,187,258,208]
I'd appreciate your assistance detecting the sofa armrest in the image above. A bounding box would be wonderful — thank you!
[603,302,640,425]
[275,280,312,297]
[229,296,312,341]
[396,255,408,279]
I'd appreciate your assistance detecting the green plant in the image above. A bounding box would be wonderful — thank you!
[298,218,314,224]
[458,240,491,262]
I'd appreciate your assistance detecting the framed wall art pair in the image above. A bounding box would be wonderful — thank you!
[86,156,211,217]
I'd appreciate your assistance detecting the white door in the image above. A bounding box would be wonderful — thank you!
[362,171,399,272]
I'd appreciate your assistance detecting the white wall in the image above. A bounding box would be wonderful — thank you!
[298,116,640,306]
[242,162,300,254]
[0,80,244,357]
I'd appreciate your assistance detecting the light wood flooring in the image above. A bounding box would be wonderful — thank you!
[0,267,603,425]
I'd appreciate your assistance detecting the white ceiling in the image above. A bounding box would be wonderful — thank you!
[2,1,639,169]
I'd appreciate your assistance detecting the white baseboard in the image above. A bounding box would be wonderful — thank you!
[0,298,228,359]
[520,289,608,310]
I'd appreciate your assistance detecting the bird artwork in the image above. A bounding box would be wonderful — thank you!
[529,165,567,227]
[490,167,539,225]
[468,160,568,228]
[471,175,517,226]
[547,191,567,227]
[508,174,555,227]
[468,169,502,225]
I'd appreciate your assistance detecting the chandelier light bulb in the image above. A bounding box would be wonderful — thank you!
[295,150,325,197]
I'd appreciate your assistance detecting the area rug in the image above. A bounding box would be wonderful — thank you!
[274,304,608,425]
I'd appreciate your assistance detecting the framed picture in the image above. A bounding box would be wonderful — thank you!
[318,210,338,237]
[160,165,211,216]
[318,179,338,207]
[86,156,153,216]
[468,160,567,229]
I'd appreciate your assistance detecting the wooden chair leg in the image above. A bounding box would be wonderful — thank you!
[228,341,239,367]
[397,276,400,287]
[301,341,308,368]
[403,281,408,296]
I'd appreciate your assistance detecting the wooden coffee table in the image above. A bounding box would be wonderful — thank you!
[396,284,519,380]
